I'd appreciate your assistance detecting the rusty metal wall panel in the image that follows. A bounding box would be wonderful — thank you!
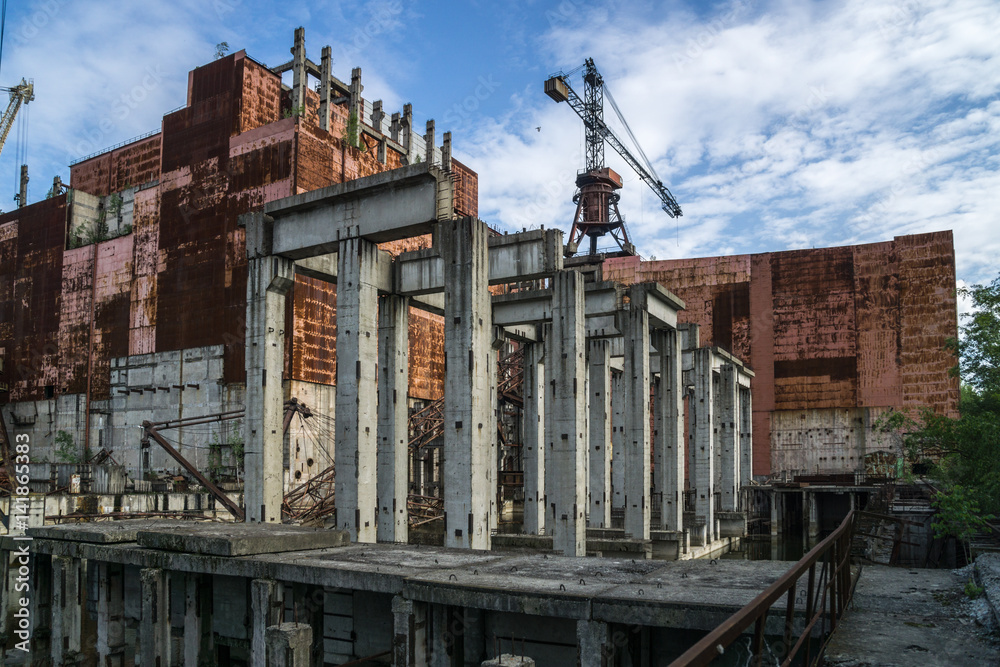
[853,240,902,408]
[236,56,281,135]
[110,134,162,192]
[129,187,160,355]
[408,308,444,401]
[295,123,339,194]
[771,247,857,410]
[898,231,960,416]
[56,247,93,394]
[70,153,113,196]
[451,158,478,219]
[90,236,134,399]
[291,275,337,386]
[0,196,67,401]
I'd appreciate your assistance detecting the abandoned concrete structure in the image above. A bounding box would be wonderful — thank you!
[0,26,963,666]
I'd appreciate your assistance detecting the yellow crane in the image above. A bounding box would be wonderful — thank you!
[0,78,33,159]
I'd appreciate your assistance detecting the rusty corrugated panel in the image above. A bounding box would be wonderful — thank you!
[749,253,775,476]
[235,55,281,135]
[69,153,113,196]
[295,122,338,193]
[291,275,337,386]
[853,239,902,408]
[0,196,67,401]
[409,308,445,401]
[897,231,959,417]
[110,134,161,191]
[56,247,93,394]
[90,236,134,399]
[771,247,857,410]
[129,187,160,355]
[451,158,478,219]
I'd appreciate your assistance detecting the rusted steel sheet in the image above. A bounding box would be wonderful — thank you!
[0,196,67,401]
[90,236,134,399]
[235,55,282,135]
[128,187,160,355]
[291,274,337,386]
[853,240,902,408]
[409,309,445,401]
[56,247,94,394]
[69,134,161,197]
[452,158,478,219]
[898,231,959,417]
[749,253,775,476]
[69,153,112,197]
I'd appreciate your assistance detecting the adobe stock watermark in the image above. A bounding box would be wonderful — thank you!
[11,432,34,653]
[674,0,755,73]
[442,75,502,129]
[70,65,167,161]
[11,0,70,46]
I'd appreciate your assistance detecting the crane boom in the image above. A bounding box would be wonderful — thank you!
[0,79,34,162]
[549,62,681,218]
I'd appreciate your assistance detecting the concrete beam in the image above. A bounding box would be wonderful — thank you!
[491,281,623,327]
[397,229,564,295]
[628,282,684,329]
[267,163,453,257]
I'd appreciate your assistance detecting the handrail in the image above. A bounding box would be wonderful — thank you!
[670,510,858,667]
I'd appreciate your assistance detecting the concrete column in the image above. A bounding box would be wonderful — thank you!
[425,119,436,165]
[718,364,739,512]
[429,604,450,667]
[140,567,170,667]
[588,339,612,528]
[379,294,410,543]
[97,562,125,665]
[544,271,587,556]
[51,556,82,664]
[392,596,428,667]
[441,218,496,550]
[28,552,52,658]
[245,252,295,523]
[739,386,753,490]
[522,343,545,535]
[291,27,307,116]
[610,369,625,518]
[335,237,383,543]
[577,620,610,667]
[622,305,651,540]
[402,104,413,159]
[252,579,285,667]
[693,348,715,543]
[350,67,364,123]
[267,623,313,667]
[319,45,332,131]
[184,573,213,667]
[807,492,820,542]
[652,328,684,531]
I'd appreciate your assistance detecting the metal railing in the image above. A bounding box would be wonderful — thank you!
[670,511,859,667]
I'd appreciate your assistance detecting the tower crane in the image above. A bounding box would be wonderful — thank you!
[545,59,681,257]
[0,78,33,160]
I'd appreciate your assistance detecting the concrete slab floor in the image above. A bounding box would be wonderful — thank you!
[824,565,1000,666]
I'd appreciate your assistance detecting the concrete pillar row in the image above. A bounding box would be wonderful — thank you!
[441,217,497,550]
[335,237,384,543]
[622,305,651,540]
[588,339,612,529]
[245,254,295,523]
[522,341,545,535]
[692,347,716,543]
[717,364,740,512]
[378,293,411,543]
[544,270,588,556]
[652,327,684,532]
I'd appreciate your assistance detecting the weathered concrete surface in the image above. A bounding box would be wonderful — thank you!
[27,519,200,543]
[824,565,1000,666]
[131,522,349,556]
[978,554,1000,630]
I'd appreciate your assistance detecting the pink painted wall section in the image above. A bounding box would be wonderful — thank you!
[129,187,160,355]
[57,247,95,394]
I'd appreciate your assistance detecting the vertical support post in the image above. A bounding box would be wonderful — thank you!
[291,27,307,117]
[336,237,383,543]
[441,217,496,550]
[693,348,715,543]
[577,620,610,667]
[622,304,651,540]
[718,364,739,512]
[393,596,427,667]
[610,370,625,518]
[267,623,313,667]
[390,112,401,143]
[522,342,545,535]
[402,104,413,161]
[52,556,82,664]
[588,339,612,529]
[653,327,684,531]
[350,67,363,124]
[544,271,587,556]
[739,385,753,491]
[429,604,449,667]
[245,249,295,523]
[97,562,125,665]
[319,45,332,132]
[378,294,411,543]
[184,573,212,667]
[424,120,436,166]
[441,131,452,173]
[140,568,170,667]
[252,579,285,667]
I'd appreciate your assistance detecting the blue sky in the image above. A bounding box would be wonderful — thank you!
[1,0,998,301]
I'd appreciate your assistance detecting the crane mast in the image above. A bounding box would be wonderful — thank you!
[545,59,681,257]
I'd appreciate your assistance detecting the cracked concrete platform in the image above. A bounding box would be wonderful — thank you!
[824,565,1000,666]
